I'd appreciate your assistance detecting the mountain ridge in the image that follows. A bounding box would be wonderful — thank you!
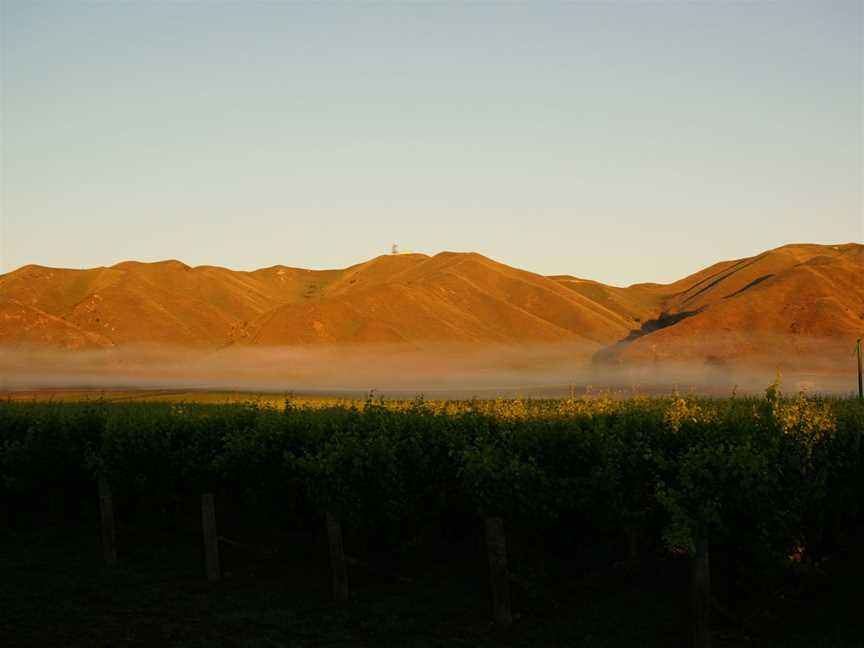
[2,244,862,369]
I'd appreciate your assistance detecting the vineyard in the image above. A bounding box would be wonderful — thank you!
[2,389,863,646]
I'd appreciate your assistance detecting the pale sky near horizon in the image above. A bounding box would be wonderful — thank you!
[1,1,862,287]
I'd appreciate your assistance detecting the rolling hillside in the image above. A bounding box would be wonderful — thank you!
[1,243,861,370]
[608,244,864,367]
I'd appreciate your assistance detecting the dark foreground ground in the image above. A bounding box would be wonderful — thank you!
[2,519,862,648]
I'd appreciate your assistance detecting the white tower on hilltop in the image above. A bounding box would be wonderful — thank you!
[391,243,399,255]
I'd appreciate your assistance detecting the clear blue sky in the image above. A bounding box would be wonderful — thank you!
[1,1,861,286]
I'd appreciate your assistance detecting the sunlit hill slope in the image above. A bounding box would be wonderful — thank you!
[1,243,861,368]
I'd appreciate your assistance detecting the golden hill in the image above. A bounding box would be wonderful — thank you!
[606,244,863,368]
[1,244,861,370]
[0,252,632,351]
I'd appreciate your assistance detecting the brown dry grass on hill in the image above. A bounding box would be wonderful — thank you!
[0,251,634,349]
[606,244,863,366]
[245,252,633,347]
[0,243,861,393]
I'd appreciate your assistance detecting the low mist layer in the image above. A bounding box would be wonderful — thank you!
[1,340,858,398]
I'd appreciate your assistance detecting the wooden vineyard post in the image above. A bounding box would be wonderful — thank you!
[624,510,645,562]
[691,533,712,648]
[628,525,639,562]
[201,493,221,582]
[98,475,118,566]
[326,510,349,602]
[485,515,513,630]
